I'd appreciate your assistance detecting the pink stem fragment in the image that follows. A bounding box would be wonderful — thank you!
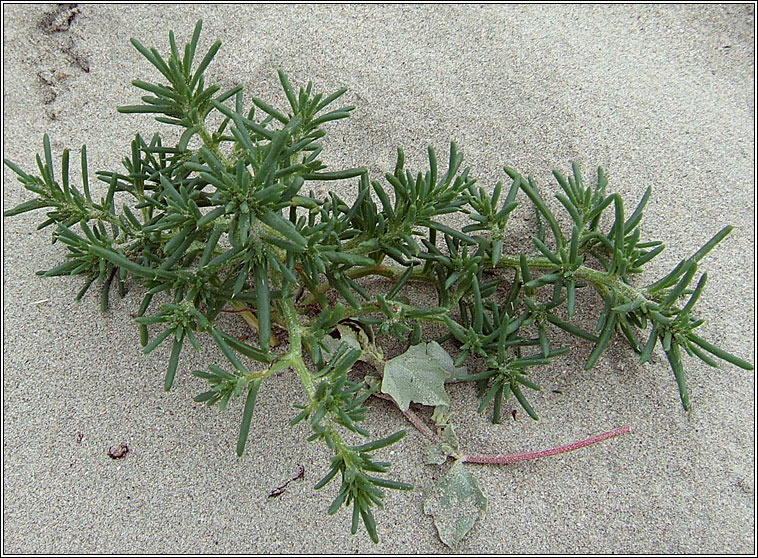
[462,425,632,465]
[372,392,437,440]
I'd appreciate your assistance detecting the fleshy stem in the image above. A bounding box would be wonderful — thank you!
[299,264,429,309]
[279,297,356,461]
[192,112,225,161]
[495,255,644,300]
[279,297,316,399]
[311,255,652,314]
[462,425,632,464]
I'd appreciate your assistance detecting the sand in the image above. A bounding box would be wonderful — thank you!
[3,4,754,554]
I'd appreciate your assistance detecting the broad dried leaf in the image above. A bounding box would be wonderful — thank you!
[423,424,461,465]
[423,460,487,548]
[441,423,460,454]
[423,443,449,465]
[322,323,383,367]
[322,324,362,355]
[380,341,464,412]
[427,341,468,383]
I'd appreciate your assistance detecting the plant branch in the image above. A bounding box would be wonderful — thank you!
[462,425,632,464]
[372,391,437,440]
[375,386,631,465]
[299,263,432,308]
[5,19,752,546]
[279,298,315,399]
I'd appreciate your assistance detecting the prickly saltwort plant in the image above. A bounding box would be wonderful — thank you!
[5,21,753,548]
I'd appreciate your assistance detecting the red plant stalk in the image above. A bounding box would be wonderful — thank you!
[462,425,632,464]
[373,392,437,440]
[374,391,631,465]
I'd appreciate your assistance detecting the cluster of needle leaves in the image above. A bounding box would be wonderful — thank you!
[5,21,753,547]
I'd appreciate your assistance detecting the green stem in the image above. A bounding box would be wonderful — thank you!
[280,297,356,461]
[279,297,315,399]
[191,111,228,163]
[197,125,215,150]
[495,255,643,301]
[330,254,648,309]
[298,264,433,309]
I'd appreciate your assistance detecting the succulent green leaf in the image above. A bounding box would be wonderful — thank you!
[237,379,262,456]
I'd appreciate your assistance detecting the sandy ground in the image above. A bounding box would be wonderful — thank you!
[2,4,755,554]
